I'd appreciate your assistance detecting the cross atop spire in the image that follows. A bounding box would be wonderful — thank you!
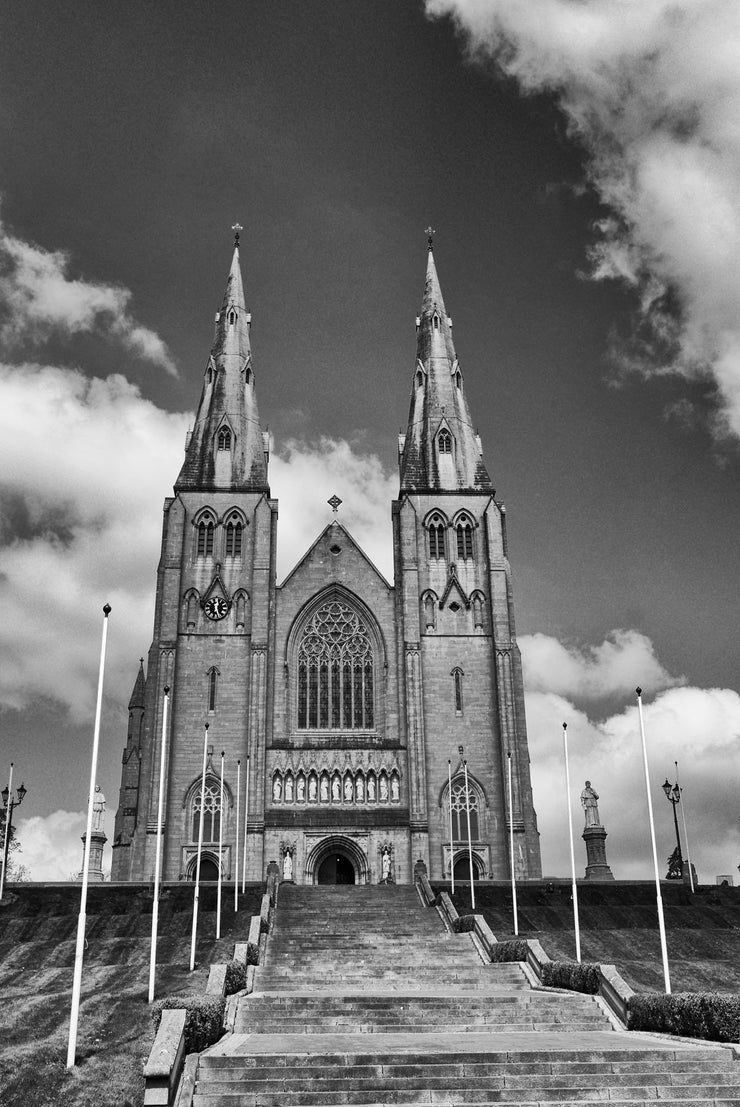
[425,226,436,251]
[232,222,243,247]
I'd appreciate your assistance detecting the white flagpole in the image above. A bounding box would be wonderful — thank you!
[507,750,519,936]
[0,762,13,902]
[148,686,170,1003]
[636,687,671,993]
[67,603,111,1070]
[675,760,694,894]
[562,723,581,962]
[463,759,475,910]
[189,723,209,972]
[216,751,224,940]
[448,759,455,895]
[234,759,240,913]
[241,754,249,893]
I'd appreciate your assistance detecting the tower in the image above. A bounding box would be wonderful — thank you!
[112,235,541,884]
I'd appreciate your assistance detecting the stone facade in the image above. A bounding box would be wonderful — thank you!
[111,239,542,884]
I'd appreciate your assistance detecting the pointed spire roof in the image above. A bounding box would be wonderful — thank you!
[398,240,493,493]
[175,234,269,493]
[128,658,146,710]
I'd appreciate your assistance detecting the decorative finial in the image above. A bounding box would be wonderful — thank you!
[425,226,436,250]
[232,222,243,247]
[328,494,342,515]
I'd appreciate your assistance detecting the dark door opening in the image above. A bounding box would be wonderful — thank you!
[194,857,220,882]
[317,853,356,885]
[453,856,480,882]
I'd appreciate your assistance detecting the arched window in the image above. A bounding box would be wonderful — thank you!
[227,309,237,327]
[207,667,218,713]
[428,518,446,560]
[217,427,231,451]
[415,369,424,389]
[448,776,480,841]
[225,514,243,557]
[471,593,484,629]
[456,518,473,561]
[438,429,452,454]
[296,600,375,730]
[452,668,463,715]
[196,516,215,557]
[191,779,221,842]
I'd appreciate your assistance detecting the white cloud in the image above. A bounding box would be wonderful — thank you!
[520,628,680,703]
[15,809,93,882]
[0,221,176,375]
[425,0,740,438]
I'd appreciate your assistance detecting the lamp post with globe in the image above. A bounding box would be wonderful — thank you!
[662,777,683,880]
[1,767,27,899]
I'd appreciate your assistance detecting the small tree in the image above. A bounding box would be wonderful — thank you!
[0,808,28,882]
[665,845,682,880]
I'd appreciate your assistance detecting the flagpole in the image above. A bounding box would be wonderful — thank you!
[675,760,694,894]
[636,687,671,993]
[67,603,111,1070]
[0,762,13,902]
[507,750,519,936]
[234,759,240,913]
[448,759,455,896]
[189,723,209,972]
[148,686,170,1003]
[463,759,475,910]
[562,723,581,962]
[241,754,249,893]
[216,751,225,940]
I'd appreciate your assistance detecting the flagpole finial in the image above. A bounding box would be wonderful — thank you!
[164,685,170,695]
[562,722,567,730]
[636,686,642,696]
[103,603,111,617]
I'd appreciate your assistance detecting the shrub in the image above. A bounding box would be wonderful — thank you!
[224,958,248,996]
[540,960,601,994]
[246,940,260,966]
[489,940,530,963]
[151,993,226,1053]
[628,992,740,1043]
[453,914,476,933]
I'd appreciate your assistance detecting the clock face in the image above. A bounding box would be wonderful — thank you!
[204,596,228,620]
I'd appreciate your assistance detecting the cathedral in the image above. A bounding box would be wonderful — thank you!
[111,236,542,885]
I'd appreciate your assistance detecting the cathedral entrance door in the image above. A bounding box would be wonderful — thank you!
[317,852,356,885]
[194,857,220,882]
[453,855,480,882]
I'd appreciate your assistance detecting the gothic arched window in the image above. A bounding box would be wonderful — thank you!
[217,427,232,451]
[428,516,446,560]
[456,517,474,561]
[296,600,375,730]
[225,513,243,557]
[452,667,464,715]
[207,667,219,713]
[448,775,480,842]
[438,429,452,454]
[196,514,215,558]
[191,778,221,842]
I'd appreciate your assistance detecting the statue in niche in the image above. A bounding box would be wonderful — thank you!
[379,775,389,802]
[344,776,353,802]
[580,781,601,827]
[390,775,400,802]
[320,775,329,802]
[309,775,318,801]
[356,776,365,802]
[367,776,376,802]
[296,775,306,802]
[272,775,282,802]
[283,849,293,880]
[382,847,392,881]
[284,775,294,801]
[92,786,106,832]
[331,776,341,802]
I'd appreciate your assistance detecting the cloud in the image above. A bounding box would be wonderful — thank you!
[520,628,681,704]
[15,809,88,882]
[525,682,740,882]
[0,220,177,375]
[425,0,740,439]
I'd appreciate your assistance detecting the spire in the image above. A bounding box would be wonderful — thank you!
[128,658,146,711]
[398,238,493,493]
[175,233,269,492]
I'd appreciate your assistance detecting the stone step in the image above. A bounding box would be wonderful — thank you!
[195,1073,740,1092]
[192,1088,740,1106]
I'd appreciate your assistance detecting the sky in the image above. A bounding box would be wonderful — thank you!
[0,0,738,886]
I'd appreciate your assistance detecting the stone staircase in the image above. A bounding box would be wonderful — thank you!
[192,883,740,1105]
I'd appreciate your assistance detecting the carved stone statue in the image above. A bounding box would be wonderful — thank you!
[367,776,376,801]
[272,776,282,802]
[92,786,106,832]
[284,775,294,801]
[283,849,293,880]
[379,774,389,802]
[309,775,318,801]
[343,776,353,802]
[390,774,400,802]
[320,775,329,802]
[382,847,391,881]
[581,781,601,827]
[331,776,341,802]
[355,775,365,802]
[296,775,305,802]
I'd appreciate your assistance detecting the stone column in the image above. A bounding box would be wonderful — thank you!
[582,826,614,881]
[79,828,107,882]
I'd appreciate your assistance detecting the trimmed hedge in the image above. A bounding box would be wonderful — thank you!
[540,960,601,994]
[224,958,248,996]
[152,993,226,1053]
[628,991,740,1043]
[489,939,530,963]
[453,914,476,933]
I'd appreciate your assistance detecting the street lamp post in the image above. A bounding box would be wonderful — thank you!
[1,766,27,900]
[662,777,683,880]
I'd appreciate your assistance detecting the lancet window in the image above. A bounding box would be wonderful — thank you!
[452,668,463,715]
[207,667,218,713]
[448,776,480,841]
[438,428,452,453]
[191,779,221,842]
[428,516,446,560]
[217,427,232,451]
[456,517,474,561]
[296,600,375,730]
[196,515,215,558]
[225,513,243,557]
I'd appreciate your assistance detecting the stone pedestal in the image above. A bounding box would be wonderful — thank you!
[582,825,614,881]
[79,829,107,882]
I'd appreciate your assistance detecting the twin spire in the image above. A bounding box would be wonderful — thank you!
[175,233,491,497]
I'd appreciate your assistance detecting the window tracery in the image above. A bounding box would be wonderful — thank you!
[196,514,215,558]
[438,428,452,453]
[270,765,400,806]
[446,776,481,841]
[191,778,221,842]
[217,427,232,451]
[456,517,474,560]
[225,513,243,557]
[296,601,374,730]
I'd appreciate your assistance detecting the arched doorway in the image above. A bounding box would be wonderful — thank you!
[453,854,483,882]
[188,855,220,881]
[317,852,356,885]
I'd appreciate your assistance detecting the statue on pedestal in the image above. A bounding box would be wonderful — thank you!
[580,781,601,827]
[580,778,614,881]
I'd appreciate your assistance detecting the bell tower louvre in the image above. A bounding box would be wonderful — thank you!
[111,234,541,884]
